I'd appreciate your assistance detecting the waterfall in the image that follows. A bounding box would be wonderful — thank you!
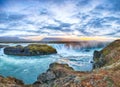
[48,42,109,71]
[49,44,78,56]
[49,41,108,57]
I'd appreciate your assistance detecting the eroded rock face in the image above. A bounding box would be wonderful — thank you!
[93,50,101,59]
[93,40,120,68]
[37,71,56,83]
[36,63,74,83]
[4,44,57,56]
[33,63,75,87]
[93,50,106,68]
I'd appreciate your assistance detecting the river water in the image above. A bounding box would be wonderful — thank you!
[0,42,108,84]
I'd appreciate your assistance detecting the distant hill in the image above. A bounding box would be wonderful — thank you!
[0,36,29,43]
[0,36,111,43]
[0,36,81,43]
[40,37,80,42]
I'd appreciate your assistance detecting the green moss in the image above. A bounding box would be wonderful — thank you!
[53,84,58,87]
[102,49,110,56]
[4,44,57,56]
[27,44,57,54]
[101,40,120,54]
[106,58,116,65]
[98,40,120,66]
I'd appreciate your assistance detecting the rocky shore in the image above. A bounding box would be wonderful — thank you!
[0,75,31,87]
[1,40,120,87]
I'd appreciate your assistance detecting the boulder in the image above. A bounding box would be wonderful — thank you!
[93,50,106,68]
[4,44,57,56]
[93,50,101,59]
[34,63,74,86]
[37,71,56,83]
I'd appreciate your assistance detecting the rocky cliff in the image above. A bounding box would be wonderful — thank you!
[93,39,120,68]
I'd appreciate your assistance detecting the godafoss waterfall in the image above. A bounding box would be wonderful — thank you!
[0,41,109,84]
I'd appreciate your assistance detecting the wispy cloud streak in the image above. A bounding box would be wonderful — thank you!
[0,0,120,37]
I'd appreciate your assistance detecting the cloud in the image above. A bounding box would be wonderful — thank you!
[0,0,120,37]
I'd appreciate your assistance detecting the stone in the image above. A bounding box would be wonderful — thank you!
[93,50,101,59]
[4,44,57,56]
[37,71,56,83]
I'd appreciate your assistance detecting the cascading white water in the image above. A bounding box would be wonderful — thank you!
[50,44,82,56]
[0,42,108,84]
[48,42,107,71]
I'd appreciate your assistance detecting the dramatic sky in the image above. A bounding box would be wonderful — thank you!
[0,0,120,39]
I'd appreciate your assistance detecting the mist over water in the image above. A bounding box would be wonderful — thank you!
[0,42,109,84]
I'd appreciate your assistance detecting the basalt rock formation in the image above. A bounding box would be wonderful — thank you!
[4,44,57,56]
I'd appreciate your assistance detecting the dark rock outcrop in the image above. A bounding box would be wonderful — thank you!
[93,50,101,59]
[93,50,106,68]
[0,45,9,48]
[4,44,57,56]
[36,63,74,83]
[33,63,76,87]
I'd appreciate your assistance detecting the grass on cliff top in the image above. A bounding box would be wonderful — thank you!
[101,40,120,56]
[100,40,120,65]
[27,44,57,53]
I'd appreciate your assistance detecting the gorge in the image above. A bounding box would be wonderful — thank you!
[1,40,120,87]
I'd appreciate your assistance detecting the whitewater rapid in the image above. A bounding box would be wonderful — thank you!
[0,42,107,84]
